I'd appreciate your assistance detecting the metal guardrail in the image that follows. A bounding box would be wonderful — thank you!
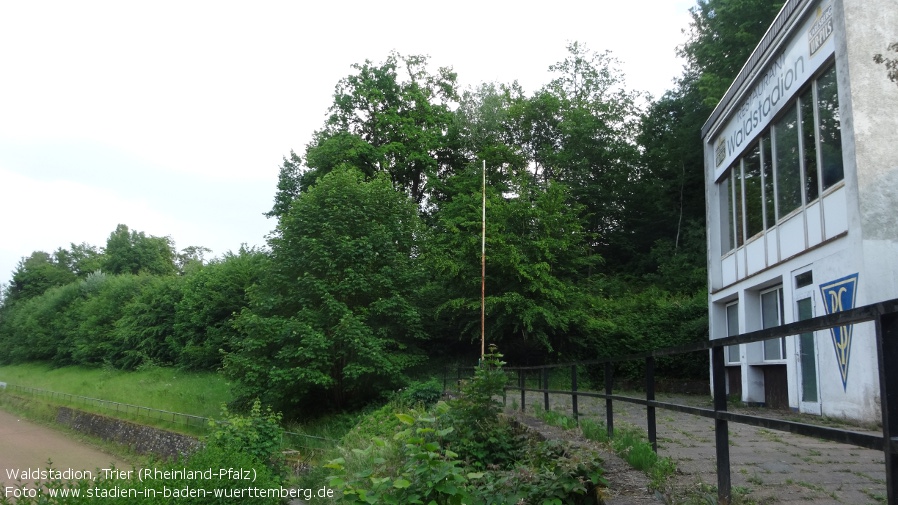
[0,384,336,451]
[485,298,898,505]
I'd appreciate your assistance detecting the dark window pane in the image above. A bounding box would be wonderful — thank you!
[798,297,818,402]
[762,134,775,229]
[734,164,744,247]
[744,144,763,237]
[721,174,734,252]
[727,302,740,363]
[817,65,843,190]
[762,288,784,360]
[775,104,802,218]
[800,89,819,203]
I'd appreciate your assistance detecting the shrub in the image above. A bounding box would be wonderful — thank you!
[397,378,443,407]
[206,399,285,475]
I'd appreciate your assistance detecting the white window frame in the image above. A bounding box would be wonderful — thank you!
[725,301,740,365]
[761,286,787,362]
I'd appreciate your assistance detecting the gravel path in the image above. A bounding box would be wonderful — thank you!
[0,407,128,491]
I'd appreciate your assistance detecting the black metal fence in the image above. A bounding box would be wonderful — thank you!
[491,298,898,505]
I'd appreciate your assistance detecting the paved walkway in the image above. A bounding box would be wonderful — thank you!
[512,391,887,504]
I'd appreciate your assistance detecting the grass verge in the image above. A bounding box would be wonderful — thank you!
[0,362,231,419]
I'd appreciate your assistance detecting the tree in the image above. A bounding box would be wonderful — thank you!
[67,273,150,366]
[53,242,105,278]
[103,224,177,276]
[424,166,598,361]
[680,0,786,105]
[112,275,184,369]
[176,245,212,275]
[631,73,711,287]
[225,167,427,414]
[174,246,267,370]
[0,282,82,364]
[301,52,459,204]
[507,43,645,268]
[3,251,76,305]
[265,150,304,220]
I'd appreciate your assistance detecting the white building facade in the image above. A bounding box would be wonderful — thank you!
[702,0,898,422]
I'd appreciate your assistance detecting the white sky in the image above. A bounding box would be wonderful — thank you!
[0,0,695,286]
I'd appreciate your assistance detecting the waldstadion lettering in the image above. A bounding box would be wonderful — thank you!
[713,1,835,178]
[819,273,859,391]
[716,55,807,166]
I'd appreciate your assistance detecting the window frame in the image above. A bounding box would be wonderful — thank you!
[761,286,787,362]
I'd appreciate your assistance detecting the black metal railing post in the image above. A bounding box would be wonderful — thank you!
[712,345,731,504]
[542,367,550,411]
[646,356,657,453]
[519,369,526,412]
[876,310,898,504]
[571,365,579,424]
[605,362,614,438]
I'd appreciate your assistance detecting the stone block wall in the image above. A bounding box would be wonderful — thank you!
[55,407,201,460]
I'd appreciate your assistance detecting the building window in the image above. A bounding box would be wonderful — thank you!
[761,286,786,361]
[719,62,843,254]
[744,144,764,238]
[775,103,802,218]
[816,65,843,190]
[726,301,740,364]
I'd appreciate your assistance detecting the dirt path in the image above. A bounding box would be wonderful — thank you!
[512,391,887,504]
[0,407,129,491]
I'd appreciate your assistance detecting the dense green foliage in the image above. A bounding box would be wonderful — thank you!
[321,350,606,504]
[0,240,265,371]
[224,168,427,413]
[0,0,788,419]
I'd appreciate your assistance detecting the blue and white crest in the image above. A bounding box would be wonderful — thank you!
[819,273,859,391]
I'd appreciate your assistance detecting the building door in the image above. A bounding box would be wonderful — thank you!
[796,295,821,414]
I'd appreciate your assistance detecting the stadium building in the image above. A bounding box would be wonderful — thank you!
[701,0,898,421]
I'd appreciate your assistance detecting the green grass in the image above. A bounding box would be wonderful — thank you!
[0,362,231,419]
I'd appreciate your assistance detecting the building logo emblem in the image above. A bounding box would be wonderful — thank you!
[819,273,859,391]
[808,3,834,56]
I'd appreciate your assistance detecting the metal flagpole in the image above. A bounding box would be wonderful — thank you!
[481,160,486,361]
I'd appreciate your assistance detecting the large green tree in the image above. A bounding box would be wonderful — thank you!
[3,251,76,305]
[680,0,786,105]
[506,43,645,268]
[424,166,598,362]
[174,246,267,370]
[103,224,177,276]
[226,167,427,414]
[299,52,459,206]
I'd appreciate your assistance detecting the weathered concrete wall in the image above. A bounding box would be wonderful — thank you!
[55,407,201,460]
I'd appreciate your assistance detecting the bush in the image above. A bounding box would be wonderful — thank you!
[206,399,285,475]
[324,346,605,504]
[397,378,443,407]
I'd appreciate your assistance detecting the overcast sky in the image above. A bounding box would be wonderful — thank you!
[0,0,695,286]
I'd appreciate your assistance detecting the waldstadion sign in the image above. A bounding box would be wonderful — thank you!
[713,1,835,180]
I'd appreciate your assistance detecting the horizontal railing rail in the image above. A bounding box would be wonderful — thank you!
[476,297,898,504]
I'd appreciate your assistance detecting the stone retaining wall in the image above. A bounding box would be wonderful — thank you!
[55,407,201,460]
